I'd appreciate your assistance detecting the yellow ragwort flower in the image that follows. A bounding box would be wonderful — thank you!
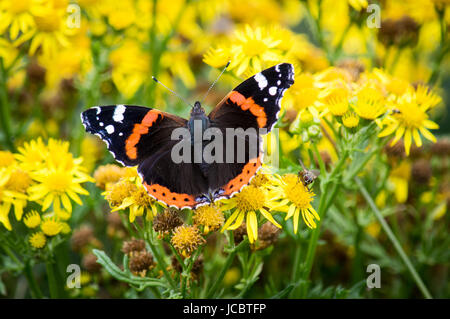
[342,112,360,128]
[0,0,37,40]
[94,164,127,190]
[0,150,16,167]
[23,210,41,228]
[193,205,224,234]
[221,185,281,243]
[29,232,46,249]
[41,216,62,236]
[171,225,206,257]
[112,186,159,222]
[353,86,386,120]
[379,87,441,155]
[270,174,319,233]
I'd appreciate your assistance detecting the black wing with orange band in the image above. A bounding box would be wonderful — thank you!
[208,63,294,132]
[206,63,295,198]
[81,105,186,166]
[81,105,208,209]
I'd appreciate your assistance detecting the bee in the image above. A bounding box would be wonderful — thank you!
[298,159,320,188]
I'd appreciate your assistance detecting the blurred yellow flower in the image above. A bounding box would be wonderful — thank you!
[41,216,62,236]
[29,231,46,248]
[109,39,151,98]
[24,210,41,228]
[0,0,37,40]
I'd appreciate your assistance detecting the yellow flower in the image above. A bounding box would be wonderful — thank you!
[353,86,386,120]
[15,138,48,171]
[109,39,150,98]
[16,3,75,57]
[23,210,41,228]
[221,185,280,243]
[321,86,350,116]
[104,179,137,208]
[0,0,37,40]
[206,25,284,76]
[270,174,319,233]
[387,161,411,203]
[171,225,206,257]
[0,150,15,167]
[193,205,224,234]
[112,186,159,222]
[0,167,29,229]
[378,87,441,155]
[29,167,91,215]
[41,216,62,236]
[94,164,127,190]
[342,112,359,128]
[29,232,46,249]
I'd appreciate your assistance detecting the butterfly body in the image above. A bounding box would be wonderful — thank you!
[81,63,294,209]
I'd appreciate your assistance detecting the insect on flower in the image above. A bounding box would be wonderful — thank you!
[297,159,320,189]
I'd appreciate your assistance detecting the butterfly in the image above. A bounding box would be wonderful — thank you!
[81,63,294,209]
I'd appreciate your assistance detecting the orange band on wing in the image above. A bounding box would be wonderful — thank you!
[222,156,262,196]
[143,182,197,208]
[125,110,162,160]
[229,91,267,128]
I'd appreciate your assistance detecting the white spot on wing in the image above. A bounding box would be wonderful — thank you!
[113,104,126,123]
[269,87,277,96]
[94,106,101,114]
[105,125,115,134]
[254,72,268,90]
[99,122,104,126]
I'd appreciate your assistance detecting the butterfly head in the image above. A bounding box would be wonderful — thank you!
[188,101,209,139]
[191,101,205,116]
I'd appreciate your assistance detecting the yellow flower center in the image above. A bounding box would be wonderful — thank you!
[132,188,153,207]
[395,103,426,129]
[193,205,224,233]
[242,39,267,57]
[6,169,31,193]
[283,174,314,209]
[105,180,137,207]
[46,171,71,194]
[171,225,205,257]
[235,185,266,212]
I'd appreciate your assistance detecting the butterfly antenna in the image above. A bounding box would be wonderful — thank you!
[152,76,193,108]
[200,61,231,103]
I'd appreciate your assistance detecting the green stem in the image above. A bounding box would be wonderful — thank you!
[181,247,203,298]
[206,238,248,298]
[45,261,59,298]
[355,177,433,299]
[0,61,14,150]
[144,223,177,289]
[23,261,43,299]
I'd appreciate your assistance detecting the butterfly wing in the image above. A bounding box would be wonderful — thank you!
[206,63,295,198]
[208,63,294,132]
[81,105,208,209]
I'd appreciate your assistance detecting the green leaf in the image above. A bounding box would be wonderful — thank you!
[270,284,295,299]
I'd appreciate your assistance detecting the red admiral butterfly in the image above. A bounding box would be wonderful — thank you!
[81,63,294,209]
